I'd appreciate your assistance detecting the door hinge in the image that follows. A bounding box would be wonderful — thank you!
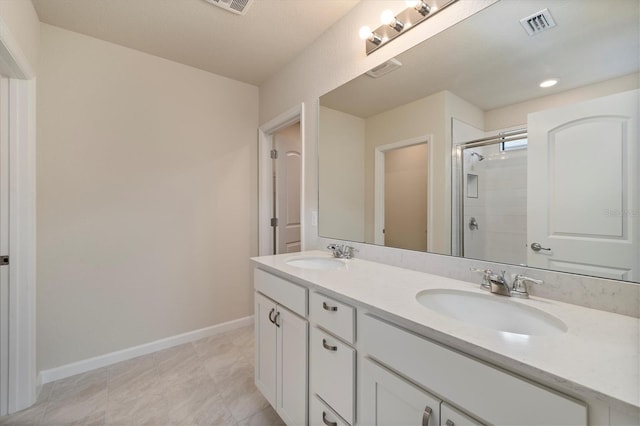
[270,218,278,227]
[0,256,8,266]
[270,149,278,159]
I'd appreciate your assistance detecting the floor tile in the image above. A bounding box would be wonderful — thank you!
[105,393,168,425]
[41,389,107,425]
[237,406,285,426]
[0,325,284,426]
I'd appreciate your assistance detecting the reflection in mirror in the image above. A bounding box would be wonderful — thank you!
[319,0,639,282]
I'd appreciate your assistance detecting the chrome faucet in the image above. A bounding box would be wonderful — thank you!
[488,271,511,296]
[472,268,543,298]
[327,243,357,259]
[471,268,508,294]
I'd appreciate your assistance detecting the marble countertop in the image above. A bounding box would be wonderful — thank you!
[251,251,640,414]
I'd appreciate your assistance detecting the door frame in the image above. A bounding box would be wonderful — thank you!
[258,104,305,256]
[374,135,432,247]
[0,16,37,414]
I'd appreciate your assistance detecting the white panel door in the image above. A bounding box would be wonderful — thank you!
[361,358,441,426]
[276,305,308,426]
[275,123,302,254]
[254,292,277,408]
[527,90,639,280]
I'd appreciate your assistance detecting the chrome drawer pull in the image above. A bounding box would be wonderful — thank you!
[322,301,338,312]
[422,406,433,426]
[268,308,276,324]
[322,338,337,351]
[322,411,337,426]
[445,420,455,426]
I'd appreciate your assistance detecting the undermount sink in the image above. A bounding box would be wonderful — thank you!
[286,256,346,271]
[416,289,567,336]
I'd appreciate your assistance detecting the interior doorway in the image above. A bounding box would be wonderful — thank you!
[374,135,432,251]
[258,104,305,256]
[0,28,38,414]
[0,74,8,415]
[272,123,302,254]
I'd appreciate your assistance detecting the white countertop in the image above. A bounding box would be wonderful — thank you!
[252,251,640,414]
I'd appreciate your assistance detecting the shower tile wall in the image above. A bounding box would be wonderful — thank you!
[463,145,527,265]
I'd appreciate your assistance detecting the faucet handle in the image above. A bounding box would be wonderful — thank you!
[342,245,358,259]
[470,268,492,290]
[511,275,543,299]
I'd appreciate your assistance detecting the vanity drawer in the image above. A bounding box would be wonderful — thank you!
[310,395,350,426]
[359,314,587,426]
[310,292,355,344]
[254,268,307,317]
[441,402,484,426]
[311,326,355,425]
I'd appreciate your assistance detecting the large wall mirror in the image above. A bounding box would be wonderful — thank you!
[319,0,639,283]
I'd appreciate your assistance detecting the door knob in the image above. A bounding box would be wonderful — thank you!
[530,242,551,252]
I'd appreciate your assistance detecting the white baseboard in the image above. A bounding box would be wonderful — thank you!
[39,315,254,384]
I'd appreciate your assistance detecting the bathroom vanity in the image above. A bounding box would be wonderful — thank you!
[251,251,639,426]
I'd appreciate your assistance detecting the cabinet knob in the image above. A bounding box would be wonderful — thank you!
[322,301,338,312]
[422,406,433,426]
[322,338,338,352]
[445,420,455,426]
[268,308,276,324]
[322,411,337,426]
[273,311,280,328]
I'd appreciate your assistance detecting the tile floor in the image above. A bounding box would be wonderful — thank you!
[0,325,285,425]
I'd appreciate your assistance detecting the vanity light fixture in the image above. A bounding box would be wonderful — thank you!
[539,78,558,88]
[360,0,458,55]
[359,26,382,45]
[407,0,432,16]
[381,10,405,32]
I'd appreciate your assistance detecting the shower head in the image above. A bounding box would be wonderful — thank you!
[470,151,485,161]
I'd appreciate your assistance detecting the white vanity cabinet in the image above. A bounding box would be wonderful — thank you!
[254,269,308,426]
[361,358,445,426]
[310,395,350,426]
[440,403,484,426]
[359,313,587,426]
[310,292,357,425]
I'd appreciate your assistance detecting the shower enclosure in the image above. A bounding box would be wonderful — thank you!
[453,129,528,265]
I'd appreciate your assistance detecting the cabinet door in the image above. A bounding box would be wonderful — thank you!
[255,292,278,408]
[440,403,484,426]
[361,358,441,426]
[276,305,308,426]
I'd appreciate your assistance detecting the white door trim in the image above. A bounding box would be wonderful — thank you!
[374,135,433,247]
[0,16,37,414]
[258,104,305,256]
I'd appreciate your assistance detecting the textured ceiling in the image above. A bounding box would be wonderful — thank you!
[32,0,360,86]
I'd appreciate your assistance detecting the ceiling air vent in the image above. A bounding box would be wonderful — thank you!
[366,59,402,79]
[203,0,254,16]
[520,8,557,36]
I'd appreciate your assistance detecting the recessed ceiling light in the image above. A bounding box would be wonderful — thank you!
[539,79,558,88]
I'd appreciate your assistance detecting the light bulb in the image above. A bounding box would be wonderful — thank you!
[381,9,404,32]
[380,10,396,26]
[405,0,420,7]
[359,26,372,40]
[539,79,558,88]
